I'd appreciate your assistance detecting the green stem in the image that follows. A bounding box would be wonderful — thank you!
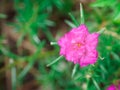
[71,64,79,78]
[50,42,58,45]
[80,3,84,24]
[69,13,79,27]
[18,61,34,80]
[92,78,101,90]
[65,20,76,28]
[86,79,90,90]
[97,27,106,34]
[47,56,63,67]
[10,59,17,90]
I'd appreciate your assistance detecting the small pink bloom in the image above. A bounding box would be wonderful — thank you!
[58,24,99,67]
[106,84,116,90]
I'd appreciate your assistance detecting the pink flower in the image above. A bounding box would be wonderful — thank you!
[58,24,99,67]
[106,81,120,90]
[106,84,116,90]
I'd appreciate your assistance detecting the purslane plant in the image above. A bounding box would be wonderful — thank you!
[47,3,104,68]
[46,3,107,90]
[58,24,99,67]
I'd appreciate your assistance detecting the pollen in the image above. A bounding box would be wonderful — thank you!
[76,43,81,48]
[72,42,82,50]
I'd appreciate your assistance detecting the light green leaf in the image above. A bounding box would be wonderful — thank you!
[68,13,79,27]
[65,20,76,28]
[90,0,115,7]
[92,78,101,90]
[71,64,79,78]
[47,56,63,67]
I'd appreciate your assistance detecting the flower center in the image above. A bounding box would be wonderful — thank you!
[76,43,81,48]
[72,42,82,50]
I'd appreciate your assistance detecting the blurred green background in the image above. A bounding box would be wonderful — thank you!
[0,0,120,90]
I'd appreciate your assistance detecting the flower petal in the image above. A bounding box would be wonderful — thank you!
[86,33,99,51]
[80,50,98,67]
[106,84,116,90]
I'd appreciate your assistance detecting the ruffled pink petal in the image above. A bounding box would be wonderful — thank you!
[59,48,65,55]
[76,24,89,35]
[58,34,67,47]
[86,33,99,51]
[106,84,116,90]
[58,33,71,56]
[79,50,98,67]
[70,24,89,44]
[80,56,97,67]
[87,50,98,58]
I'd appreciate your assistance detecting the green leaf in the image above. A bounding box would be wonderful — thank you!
[97,27,106,34]
[80,3,84,24]
[10,59,17,90]
[90,0,115,7]
[111,52,120,63]
[47,56,63,67]
[50,42,58,45]
[18,61,34,80]
[71,64,79,78]
[68,13,79,27]
[92,78,101,90]
[0,13,7,19]
[99,65,107,74]
[0,48,23,59]
[52,0,63,10]
[17,33,26,47]
[113,5,120,23]
[65,20,76,28]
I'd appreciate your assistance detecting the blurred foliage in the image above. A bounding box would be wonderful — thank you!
[0,13,7,19]
[13,0,72,46]
[91,0,120,23]
[0,0,120,90]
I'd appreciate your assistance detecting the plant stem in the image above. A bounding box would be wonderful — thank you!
[69,13,79,27]
[92,78,101,90]
[97,27,106,34]
[10,59,17,90]
[47,56,63,67]
[80,3,84,24]
[50,42,58,45]
[71,64,79,78]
